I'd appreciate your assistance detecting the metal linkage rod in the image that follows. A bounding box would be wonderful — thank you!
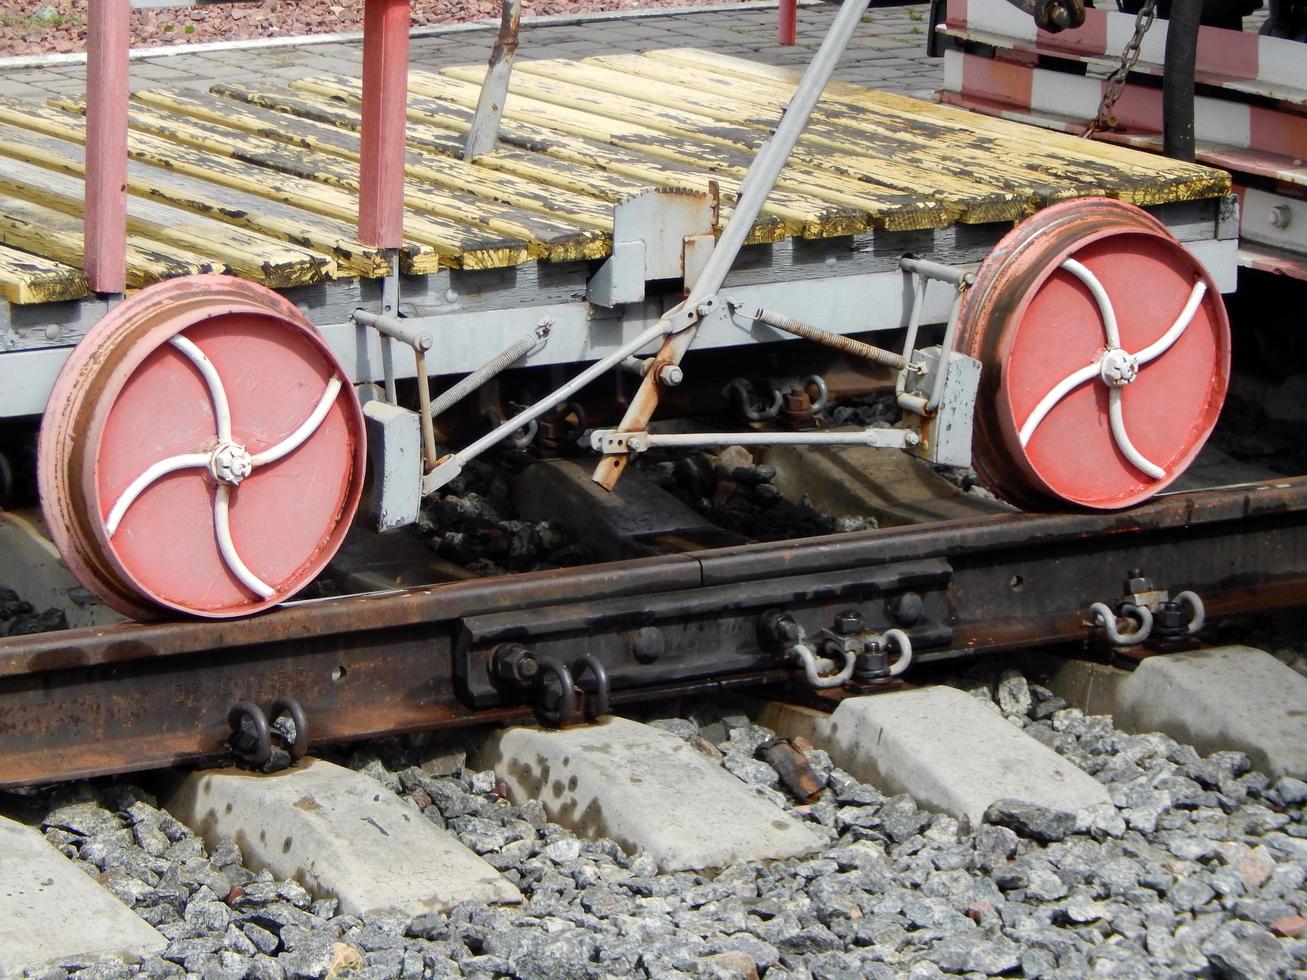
[731,299,907,369]
[422,319,671,493]
[899,256,972,286]
[591,428,916,453]
[429,322,551,420]
[464,0,522,160]
[352,309,433,352]
[591,0,874,490]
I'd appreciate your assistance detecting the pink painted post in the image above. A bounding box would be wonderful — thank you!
[778,0,797,45]
[84,0,130,294]
[358,0,411,249]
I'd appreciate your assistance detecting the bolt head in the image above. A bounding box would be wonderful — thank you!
[833,609,865,634]
[889,592,925,627]
[631,626,665,664]
[208,441,254,486]
[1098,347,1139,387]
[657,364,683,387]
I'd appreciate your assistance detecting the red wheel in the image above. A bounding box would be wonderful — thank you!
[39,275,365,619]
[958,198,1230,510]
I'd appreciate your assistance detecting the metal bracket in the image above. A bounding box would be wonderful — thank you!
[454,558,952,709]
[587,188,715,307]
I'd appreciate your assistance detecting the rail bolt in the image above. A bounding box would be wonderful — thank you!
[758,609,804,650]
[888,592,925,627]
[492,643,539,686]
[630,626,665,664]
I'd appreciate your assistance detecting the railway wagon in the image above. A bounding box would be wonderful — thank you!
[929,0,1307,278]
[4,0,1236,617]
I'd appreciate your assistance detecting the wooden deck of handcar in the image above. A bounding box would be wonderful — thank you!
[0,48,1231,307]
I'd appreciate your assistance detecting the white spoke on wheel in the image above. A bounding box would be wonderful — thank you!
[169,335,233,443]
[103,330,345,600]
[1016,261,1206,481]
[105,452,209,536]
[1061,258,1121,349]
[1018,363,1099,448]
[1136,281,1206,365]
[213,484,276,599]
[1108,387,1166,479]
[250,377,343,467]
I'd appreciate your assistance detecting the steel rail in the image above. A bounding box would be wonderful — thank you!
[1,476,1305,788]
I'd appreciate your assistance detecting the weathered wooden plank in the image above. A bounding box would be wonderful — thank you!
[0,102,529,270]
[212,83,812,240]
[0,242,88,305]
[0,190,218,287]
[294,75,964,230]
[97,99,608,262]
[399,68,1024,223]
[530,55,1219,208]
[407,69,1021,224]
[644,49,1231,204]
[0,110,423,278]
[129,89,621,236]
[0,153,333,288]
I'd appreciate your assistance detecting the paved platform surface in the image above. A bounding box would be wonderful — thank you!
[0,4,942,104]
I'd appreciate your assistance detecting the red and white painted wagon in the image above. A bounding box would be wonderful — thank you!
[11,0,1238,619]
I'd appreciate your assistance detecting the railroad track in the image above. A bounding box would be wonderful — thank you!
[3,471,1305,789]
[3,638,1305,976]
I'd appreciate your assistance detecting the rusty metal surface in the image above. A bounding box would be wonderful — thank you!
[2,477,1305,788]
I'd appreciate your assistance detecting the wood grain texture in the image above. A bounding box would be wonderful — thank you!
[0,242,87,304]
[0,47,1230,304]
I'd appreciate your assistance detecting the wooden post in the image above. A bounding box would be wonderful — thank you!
[778,0,797,45]
[358,0,411,249]
[84,0,130,294]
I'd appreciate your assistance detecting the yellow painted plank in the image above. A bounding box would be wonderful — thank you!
[0,151,332,288]
[404,68,1023,223]
[0,109,420,278]
[532,55,1209,208]
[0,102,528,270]
[213,84,819,240]
[645,49,1231,204]
[0,191,219,287]
[0,241,87,304]
[442,61,768,149]
[294,74,961,230]
[101,99,608,262]
[129,88,621,236]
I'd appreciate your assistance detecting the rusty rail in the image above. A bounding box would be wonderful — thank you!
[2,477,1306,788]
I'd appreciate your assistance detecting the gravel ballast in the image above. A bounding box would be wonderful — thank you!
[9,666,1307,979]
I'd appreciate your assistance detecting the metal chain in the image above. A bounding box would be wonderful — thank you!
[1084,0,1158,136]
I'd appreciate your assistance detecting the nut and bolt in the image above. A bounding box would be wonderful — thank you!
[833,609,866,635]
[492,643,539,686]
[759,610,803,649]
[783,388,812,414]
[1269,205,1293,230]
[656,364,684,387]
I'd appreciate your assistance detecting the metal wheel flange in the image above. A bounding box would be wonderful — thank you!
[958,197,1230,510]
[39,275,365,619]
